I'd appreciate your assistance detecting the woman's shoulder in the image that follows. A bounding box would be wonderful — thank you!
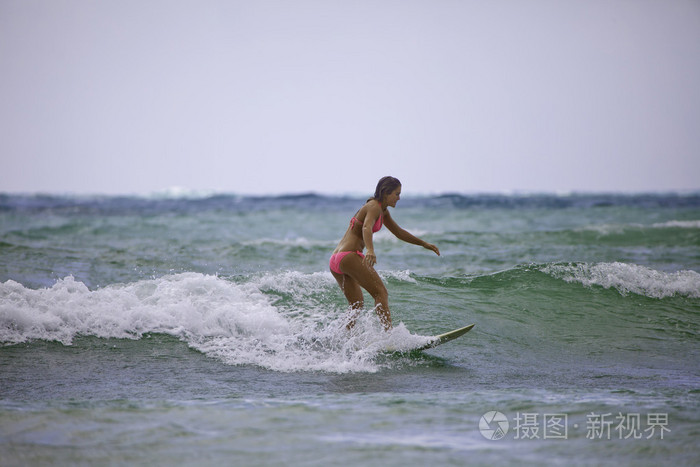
[365,198,382,209]
[363,198,383,215]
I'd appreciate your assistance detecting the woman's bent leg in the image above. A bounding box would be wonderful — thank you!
[337,253,391,330]
[331,269,364,329]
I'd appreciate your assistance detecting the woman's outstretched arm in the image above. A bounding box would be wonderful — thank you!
[383,211,440,256]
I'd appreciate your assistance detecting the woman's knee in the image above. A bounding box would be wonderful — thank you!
[371,282,388,302]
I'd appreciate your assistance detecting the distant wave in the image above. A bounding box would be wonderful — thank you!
[541,262,700,299]
[3,192,699,214]
[651,220,700,229]
[147,187,223,199]
[579,220,700,235]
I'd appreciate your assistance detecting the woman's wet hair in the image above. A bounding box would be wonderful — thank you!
[371,176,401,204]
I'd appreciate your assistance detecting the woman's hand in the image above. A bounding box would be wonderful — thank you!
[423,242,440,256]
[363,252,377,268]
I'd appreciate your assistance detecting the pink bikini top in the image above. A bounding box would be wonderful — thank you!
[350,213,383,233]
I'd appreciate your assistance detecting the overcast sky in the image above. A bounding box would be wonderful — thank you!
[1,0,699,196]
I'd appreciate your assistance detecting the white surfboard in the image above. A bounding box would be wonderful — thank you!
[415,323,475,351]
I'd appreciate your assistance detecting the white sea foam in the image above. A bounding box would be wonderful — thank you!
[148,186,222,199]
[542,262,700,299]
[0,273,431,373]
[580,219,700,235]
[651,220,700,229]
[381,270,418,283]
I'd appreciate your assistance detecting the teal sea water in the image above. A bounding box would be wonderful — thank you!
[1,192,699,465]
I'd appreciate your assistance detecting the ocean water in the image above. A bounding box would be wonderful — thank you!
[1,192,699,466]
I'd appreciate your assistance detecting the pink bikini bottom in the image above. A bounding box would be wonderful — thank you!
[329,251,364,274]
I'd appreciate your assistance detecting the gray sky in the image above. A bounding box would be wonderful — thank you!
[1,0,699,196]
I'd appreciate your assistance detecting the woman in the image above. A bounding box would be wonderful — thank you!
[329,176,440,330]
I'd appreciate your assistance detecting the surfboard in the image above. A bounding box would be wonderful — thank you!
[415,323,475,351]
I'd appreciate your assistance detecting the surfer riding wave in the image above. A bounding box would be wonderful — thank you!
[329,176,440,330]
